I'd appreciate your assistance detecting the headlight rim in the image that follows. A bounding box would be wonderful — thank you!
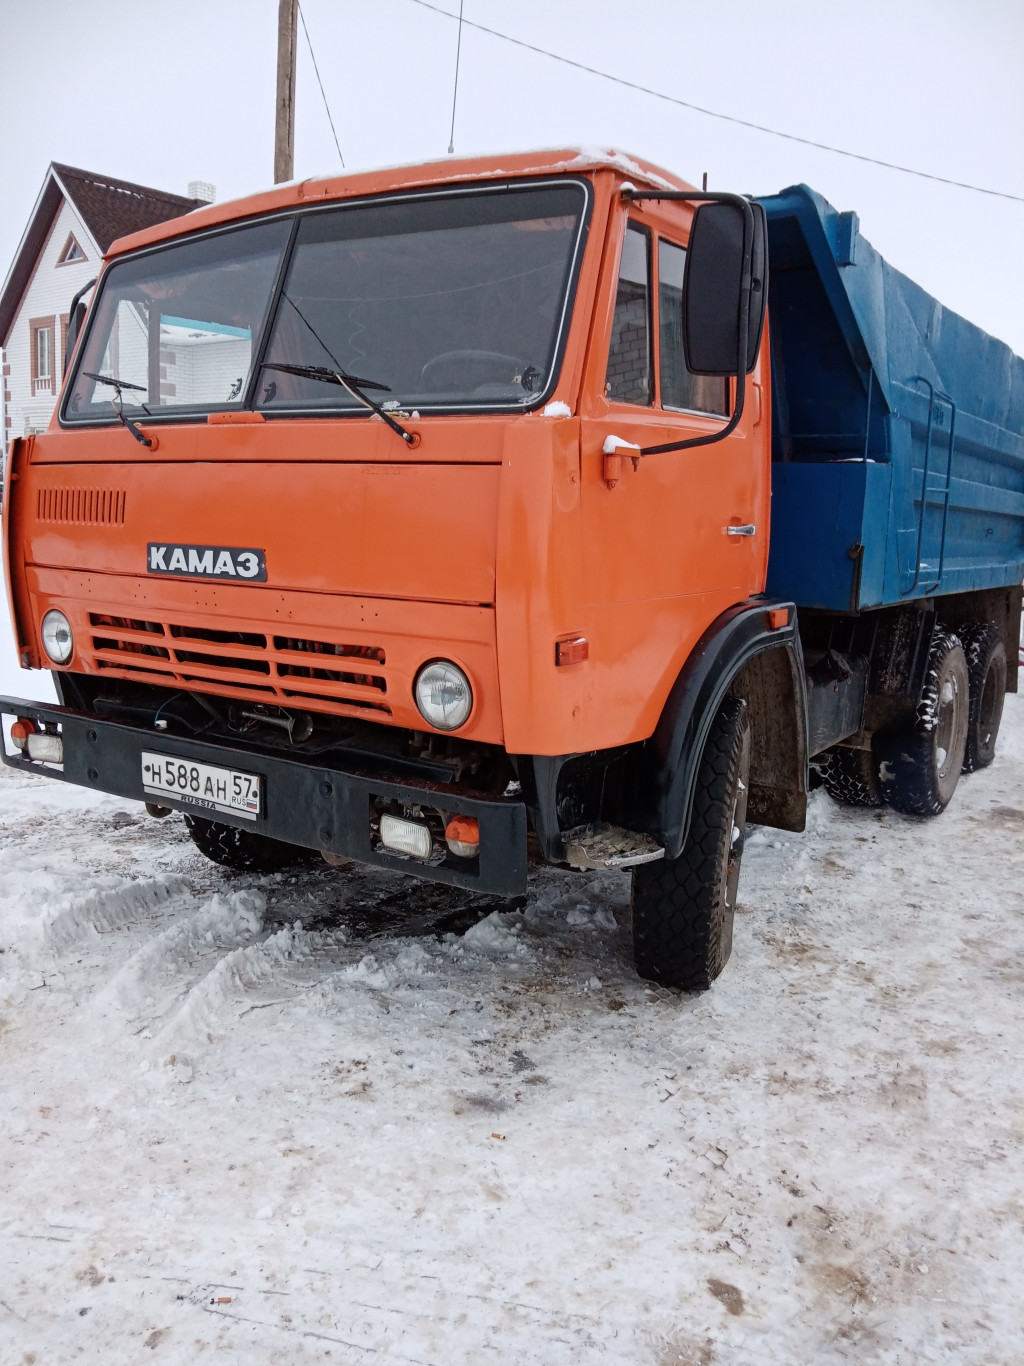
[41,608,74,666]
[413,658,474,733]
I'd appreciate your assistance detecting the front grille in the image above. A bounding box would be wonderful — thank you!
[38,487,126,525]
[88,614,392,717]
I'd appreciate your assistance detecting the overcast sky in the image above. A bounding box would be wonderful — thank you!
[2,0,1022,355]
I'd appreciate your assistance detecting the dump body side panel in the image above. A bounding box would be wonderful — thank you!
[761,184,1024,611]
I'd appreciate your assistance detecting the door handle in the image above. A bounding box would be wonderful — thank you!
[726,524,756,537]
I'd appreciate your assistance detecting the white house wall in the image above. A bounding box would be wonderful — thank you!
[3,198,98,442]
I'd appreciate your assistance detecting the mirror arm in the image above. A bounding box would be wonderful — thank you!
[62,277,97,377]
[621,189,755,457]
[67,275,97,318]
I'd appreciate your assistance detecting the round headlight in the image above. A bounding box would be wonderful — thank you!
[414,660,473,731]
[41,609,74,665]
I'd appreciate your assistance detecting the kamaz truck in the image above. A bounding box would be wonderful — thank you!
[3,149,1021,990]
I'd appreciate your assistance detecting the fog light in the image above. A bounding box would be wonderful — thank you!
[380,813,433,861]
[445,815,480,858]
[41,609,74,664]
[414,660,472,731]
[26,732,64,764]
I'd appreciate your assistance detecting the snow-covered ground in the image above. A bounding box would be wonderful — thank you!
[1,639,1022,1364]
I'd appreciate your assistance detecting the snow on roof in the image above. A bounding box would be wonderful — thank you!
[113,146,694,256]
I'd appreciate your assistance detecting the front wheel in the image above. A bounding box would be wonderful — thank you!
[184,815,318,873]
[877,628,969,816]
[631,696,751,991]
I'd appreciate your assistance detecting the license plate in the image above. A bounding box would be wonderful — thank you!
[141,751,262,820]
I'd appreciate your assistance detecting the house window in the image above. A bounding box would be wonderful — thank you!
[57,234,87,266]
[30,317,55,394]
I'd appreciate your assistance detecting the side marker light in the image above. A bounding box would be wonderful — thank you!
[555,637,589,666]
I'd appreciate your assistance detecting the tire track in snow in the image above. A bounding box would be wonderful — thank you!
[42,875,192,951]
[97,887,352,1047]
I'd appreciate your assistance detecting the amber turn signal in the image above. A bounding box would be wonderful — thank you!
[10,718,36,751]
[445,815,480,858]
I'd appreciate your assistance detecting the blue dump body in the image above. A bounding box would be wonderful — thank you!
[758,185,1024,612]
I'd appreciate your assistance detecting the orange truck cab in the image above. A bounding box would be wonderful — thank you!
[3,149,1021,990]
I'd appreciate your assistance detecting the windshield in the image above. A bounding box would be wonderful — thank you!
[257,183,586,412]
[64,219,291,421]
[63,181,588,425]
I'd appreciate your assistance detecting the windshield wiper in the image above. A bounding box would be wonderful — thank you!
[84,370,147,394]
[83,371,156,450]
[261,361,416,445]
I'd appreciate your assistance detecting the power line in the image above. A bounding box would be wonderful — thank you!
[298,0,345,168]
[447,0,465,155]
[408,0,1024,205]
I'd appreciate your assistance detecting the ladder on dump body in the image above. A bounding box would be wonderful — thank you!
[907,376,957,595]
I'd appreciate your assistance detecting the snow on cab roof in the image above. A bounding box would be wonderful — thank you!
[106,146,691,258]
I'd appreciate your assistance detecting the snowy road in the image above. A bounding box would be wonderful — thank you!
[1,679,1022,1364]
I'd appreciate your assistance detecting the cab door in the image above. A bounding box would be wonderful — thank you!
[577,202,769,742]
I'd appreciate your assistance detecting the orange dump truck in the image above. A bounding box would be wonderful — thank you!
[3,149,1021,989]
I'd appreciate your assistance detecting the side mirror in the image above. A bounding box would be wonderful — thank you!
[682,201,767,376]
[63,277,97,377]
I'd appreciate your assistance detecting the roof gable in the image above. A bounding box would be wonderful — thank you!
[1,163,204,346]
[51,164,202,254]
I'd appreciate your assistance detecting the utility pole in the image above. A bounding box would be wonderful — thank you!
[274,0,298,183]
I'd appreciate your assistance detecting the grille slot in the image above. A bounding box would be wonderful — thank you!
[277,662,386,690]
[275,635,385,664]
[172,649,270,674]
[91,614,165,635]
[280,688,391,713]
[169,624,267,649]
[93,636,171,660]
[39,488,126,525]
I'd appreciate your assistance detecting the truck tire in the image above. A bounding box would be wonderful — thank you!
[959,623,1007,772]
[184,815,316,873]
[631,696,750,991]
[819,744,883,807]
[877,628,969,817]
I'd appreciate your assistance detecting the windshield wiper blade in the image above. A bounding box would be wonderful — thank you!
[261,361,416,445]
[83,370,148,393]
[262,362,389,392]
[82,371,156,449]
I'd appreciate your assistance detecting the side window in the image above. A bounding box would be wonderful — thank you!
[605,223,652,405]
[658,238,728,416]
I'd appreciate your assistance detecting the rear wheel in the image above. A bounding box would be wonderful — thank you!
[877,628,968,816]
[819,744,883,807]
[631,696,750,991]
[184,815,317,873]
[959,623,1007,772]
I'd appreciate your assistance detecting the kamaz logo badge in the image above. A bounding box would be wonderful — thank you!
[147,544,267,583]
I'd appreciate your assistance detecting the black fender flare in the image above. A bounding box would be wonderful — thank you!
[634,598,806,858]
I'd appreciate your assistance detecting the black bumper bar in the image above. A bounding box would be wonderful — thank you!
[0,695,528,895]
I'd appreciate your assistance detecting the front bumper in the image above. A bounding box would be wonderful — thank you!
[0,695,527,895]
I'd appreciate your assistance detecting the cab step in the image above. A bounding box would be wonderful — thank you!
[563,823,666,871]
